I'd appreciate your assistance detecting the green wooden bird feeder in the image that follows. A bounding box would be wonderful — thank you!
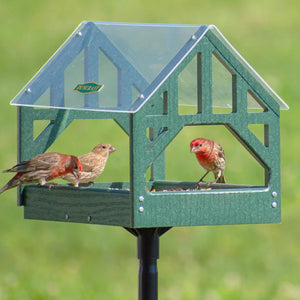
[11,21,289,300]
[11,21,288,228]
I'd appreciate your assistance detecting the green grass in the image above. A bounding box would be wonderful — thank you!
[0,0,299,299]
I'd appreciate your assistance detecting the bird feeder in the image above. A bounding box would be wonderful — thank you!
[11,21,288,299]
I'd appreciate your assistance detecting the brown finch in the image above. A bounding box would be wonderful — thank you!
[61,143,116,187]
[0,152,82,194]
[190,138,226,185]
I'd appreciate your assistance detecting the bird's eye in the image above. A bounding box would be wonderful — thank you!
[199,144,202,147]
[102,145,107,149]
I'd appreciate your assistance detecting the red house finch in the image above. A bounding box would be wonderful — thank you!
[190,138,226,185]
[0,152,82,194]
[61,143,116,187]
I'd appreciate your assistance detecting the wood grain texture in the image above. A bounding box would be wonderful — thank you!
[23,183,132,227]
[134,181,281,228]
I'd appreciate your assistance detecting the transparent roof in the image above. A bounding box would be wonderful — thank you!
[11,21,289,112]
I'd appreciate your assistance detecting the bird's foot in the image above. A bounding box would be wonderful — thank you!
[195,180,216,190]
[75,182,94,188]
[44,182,60,191]
[195,181,206,189]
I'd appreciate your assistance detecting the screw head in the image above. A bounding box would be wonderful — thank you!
[138,94,145,100]
[139,195,144,202]
[25,88,31,94]
[76,31,82,37]
[139,206,144,213]
[272,191,277,198]
[271,202,277,208]
[191,34,196,40]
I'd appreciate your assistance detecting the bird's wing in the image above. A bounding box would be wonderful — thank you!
[5,153,61,173]
[217,144,225,160]
[78,153,96,172]
[4,160,30,173]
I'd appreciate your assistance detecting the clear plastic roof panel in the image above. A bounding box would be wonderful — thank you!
[11,21,289,112]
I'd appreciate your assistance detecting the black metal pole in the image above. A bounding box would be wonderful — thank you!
[125,227,171,300]
[137,228,159,300]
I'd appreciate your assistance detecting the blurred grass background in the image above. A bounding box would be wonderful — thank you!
[0,0,299,299]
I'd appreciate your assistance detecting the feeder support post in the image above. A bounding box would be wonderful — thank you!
[125,227,171,300]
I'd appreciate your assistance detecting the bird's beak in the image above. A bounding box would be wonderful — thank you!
[190,146,196,153]
[109,146,117,153]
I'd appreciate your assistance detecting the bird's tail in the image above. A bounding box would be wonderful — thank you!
[216,174,226,183]
[0,182,13,194]
[0,174,22,194]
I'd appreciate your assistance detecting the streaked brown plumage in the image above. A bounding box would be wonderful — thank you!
[0,152,82,194]
[61,143,116,187]
[190,138,226,185]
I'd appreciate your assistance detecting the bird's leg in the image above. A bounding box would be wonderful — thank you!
[39,178,47,186]
[206,170,221,186]
[195,171,210,189]
[197,171,209,183]
[73,182,79,188]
